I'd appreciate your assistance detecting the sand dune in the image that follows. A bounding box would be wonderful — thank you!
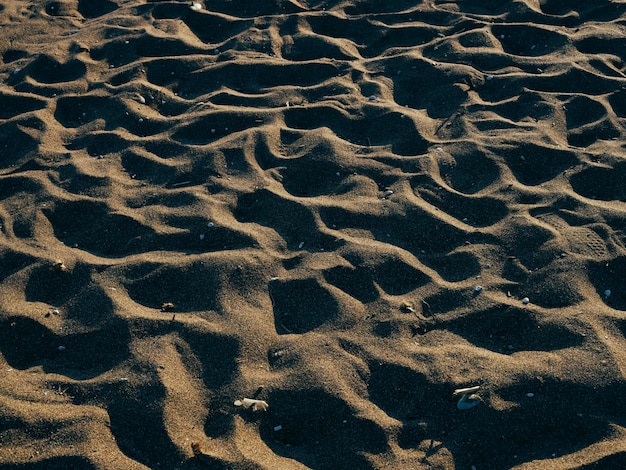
[1,0,626,468]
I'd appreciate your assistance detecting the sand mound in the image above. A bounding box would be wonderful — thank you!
[1,0,626,468]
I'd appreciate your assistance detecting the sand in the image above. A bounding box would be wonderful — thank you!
[1,0,626,468]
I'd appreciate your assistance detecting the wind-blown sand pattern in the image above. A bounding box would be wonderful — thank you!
[1,0,626,468]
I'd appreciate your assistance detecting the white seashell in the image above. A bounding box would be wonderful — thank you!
[234,398,269,412]
[453,386,481,410]
[190,2,203,11]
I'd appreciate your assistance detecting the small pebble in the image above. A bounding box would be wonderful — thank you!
[52,309,60,315]
[526,393,534,398]
[604,289,611,298]
[368,95,376,101]
[522,297,530,305]
[383,190,394,197]
[273,425,283,431]
[474,285,483,293]
[58,346,66,352]
[199,233,205,240]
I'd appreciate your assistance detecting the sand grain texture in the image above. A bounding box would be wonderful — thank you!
[1,0,626,468]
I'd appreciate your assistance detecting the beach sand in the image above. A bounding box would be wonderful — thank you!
[1,0,626,468]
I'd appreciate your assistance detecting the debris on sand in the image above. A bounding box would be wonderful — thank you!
[453,386,481,410]
[234,398,269,412]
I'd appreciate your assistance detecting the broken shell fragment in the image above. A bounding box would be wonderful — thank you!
[234,398,269,412]
[453,386,481,410]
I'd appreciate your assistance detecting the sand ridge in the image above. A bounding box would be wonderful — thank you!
[1,0,626,468]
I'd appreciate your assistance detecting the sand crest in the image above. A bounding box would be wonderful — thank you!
[1,0,626,468]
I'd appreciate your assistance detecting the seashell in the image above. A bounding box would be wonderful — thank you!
[234,398,269,412]
[453,386,481,410]
[190,2,203,11]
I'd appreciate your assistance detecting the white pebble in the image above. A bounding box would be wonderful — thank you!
[207,222,214,228]
[298,241,304,249]
[190,2,203,10]
[486,75,493,80]
[52,309,60,315]
[474,285,483,293]
[383,190,394,197]
[522,297,530,305]
[368,95,376,101]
